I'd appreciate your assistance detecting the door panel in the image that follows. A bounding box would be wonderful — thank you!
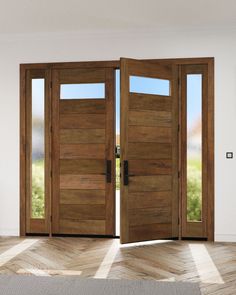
[120,58,179,244]
[52,68,115,236]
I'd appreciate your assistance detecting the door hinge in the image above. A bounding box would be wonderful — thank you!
[50,170,52,178]
[50,125,53,133]
[50,215,52,223]
[178,217,180,225]
[50,81,53,89]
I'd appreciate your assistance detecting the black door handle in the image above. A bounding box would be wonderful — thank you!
[123,160,129,185]
[106,160,112,183]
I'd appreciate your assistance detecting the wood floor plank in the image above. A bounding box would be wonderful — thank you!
[0,237,235,295]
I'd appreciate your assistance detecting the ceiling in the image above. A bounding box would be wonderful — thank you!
[0,0,236,34]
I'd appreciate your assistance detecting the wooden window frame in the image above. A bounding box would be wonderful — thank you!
[20,58,214,241]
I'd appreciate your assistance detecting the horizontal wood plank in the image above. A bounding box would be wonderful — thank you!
[59,68,106,84]
[129,159,172,175]
[59,219,106,235]
[128,126,172,143]
[60,114,105,129]
[60,144,105,159]
[128,143,172,159]
[127,60,172,80]
[60,175,105,190]
[128,110,172,127]
[60,190,105,205]
[129,175,172,192]
[60,129,105,144]
[129,93,172,112]
[60,159,105,174]
[128,192,172,209]
[129,207,172,226]
[60,100,106,114]
[60,204,105,220]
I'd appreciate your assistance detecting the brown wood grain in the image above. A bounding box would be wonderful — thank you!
[59,220,106,234]
[60,204,106,220]
[128,126,172,143]
[129,175,172,192]
[60,189,105,205]
[60,129,105,144]
[60,114,105,129]
[129,207,172,226]
[60,159,105,174]
[129,93,172,112]
[129,159,172,175]
[128,110,172,127]
[59,68,106,84]
[60,144,105,159]
[60,175,105,190]
[128,143,172,159]
[128,191,172,209]
[60,100,106,114]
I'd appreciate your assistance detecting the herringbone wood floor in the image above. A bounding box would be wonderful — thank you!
[0,237,235,294]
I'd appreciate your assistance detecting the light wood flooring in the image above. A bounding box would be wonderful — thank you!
[0,237,236,294]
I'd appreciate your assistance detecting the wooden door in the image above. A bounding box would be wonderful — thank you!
[52,67,115,236]
[120,58,179,244]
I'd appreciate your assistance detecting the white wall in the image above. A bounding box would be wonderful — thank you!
[0,28,236,241]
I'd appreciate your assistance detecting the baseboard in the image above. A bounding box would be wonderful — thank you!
[215,234,236,242]
[0,228,19,237]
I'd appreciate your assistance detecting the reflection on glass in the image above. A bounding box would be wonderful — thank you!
[61,83,105,99]
[187,74,202,222]
[130,76,170,96]
[32,79,45,218]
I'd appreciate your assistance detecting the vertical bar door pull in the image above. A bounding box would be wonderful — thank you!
[124,160,129,185]
[106,160,112,183]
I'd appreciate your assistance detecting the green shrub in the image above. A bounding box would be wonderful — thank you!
[187,160,202,221]
[32,160,45,218]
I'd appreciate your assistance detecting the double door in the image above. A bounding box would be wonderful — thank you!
[22,58,182,243]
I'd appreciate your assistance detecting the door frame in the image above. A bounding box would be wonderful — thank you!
[20,57,214,241]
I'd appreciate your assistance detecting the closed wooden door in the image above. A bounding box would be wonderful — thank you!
[52,67,115,236]
[120,58,179,244]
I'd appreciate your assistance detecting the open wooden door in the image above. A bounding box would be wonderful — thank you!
[120,58,179,244]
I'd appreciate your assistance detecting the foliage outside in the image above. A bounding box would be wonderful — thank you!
[32,160,45,218]
[187,158,202,222]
